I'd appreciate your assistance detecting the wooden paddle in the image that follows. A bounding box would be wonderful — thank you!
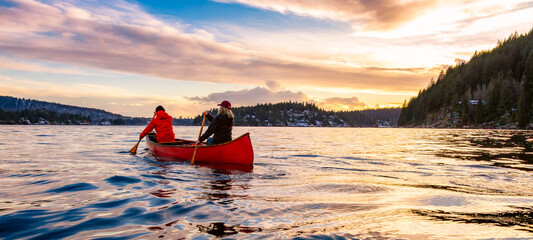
[129,113,156,155]
[191,112,207,164]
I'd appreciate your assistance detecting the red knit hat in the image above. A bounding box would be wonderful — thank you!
[218,100,231,109]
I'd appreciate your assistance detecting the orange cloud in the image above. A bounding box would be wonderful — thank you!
[315,97,366,111]
[216,0,438,30]
[187,86,368,112]
[0,57,98,75]
[187,87,309,107]
[0,0,436,93]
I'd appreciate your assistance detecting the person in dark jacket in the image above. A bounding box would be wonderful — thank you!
[198,100,234,145]
[140,105,175,143]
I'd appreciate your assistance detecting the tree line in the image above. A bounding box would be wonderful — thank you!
[398,29,533,128]
[0,108,92,124]
[192,101,400,127]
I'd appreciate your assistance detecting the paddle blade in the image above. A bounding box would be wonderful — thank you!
[129,142,140,155]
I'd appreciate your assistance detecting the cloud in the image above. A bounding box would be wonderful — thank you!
[0,56,99,75]
[217,0,533,33]
[0,0,438,93]
[0,75,133,99]
[265,80,283,91]
[216,0,437,31]
[187,87,309,107]
[454,58,467,65]
[187,86,368,111]
[0,75,194,117]
[0,72,370,115]
[364,66,427,73]
[1,0,532,102]
[315,97,366,111]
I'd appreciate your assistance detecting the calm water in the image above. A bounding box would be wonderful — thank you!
[1,126,532,239]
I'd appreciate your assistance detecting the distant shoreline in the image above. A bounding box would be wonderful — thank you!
[3,123,533,130]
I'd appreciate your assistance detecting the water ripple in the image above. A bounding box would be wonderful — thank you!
[87,199,133,209]
[45,183,99,194]
[104,176,142,187]
[412,207,533,233]
[0,126,532,239]
[27,180,56,185]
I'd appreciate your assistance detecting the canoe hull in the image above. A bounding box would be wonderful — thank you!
[146,133,254,165]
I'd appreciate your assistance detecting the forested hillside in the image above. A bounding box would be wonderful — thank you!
[0,108,92,125]
[0,96,192,125]
[398,29,533,128]
[0,96,123,122]
[193,102,400,127]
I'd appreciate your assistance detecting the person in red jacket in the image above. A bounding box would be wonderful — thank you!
[140,106,175,143]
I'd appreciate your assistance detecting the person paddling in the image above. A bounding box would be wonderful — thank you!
[140,106,175,143]
[197,100,234,145]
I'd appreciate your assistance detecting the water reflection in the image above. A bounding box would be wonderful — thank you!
[155,155,254,173]
[200,179,234,204]
[194,162,254,173]
[197,222,262,237]
[138,157,255,237]
[150,189,177,198]
[197,168,251,206]
[435,131,533,171]
[479,133,532,150]
[412,206,533,233]
[146,156,253,204]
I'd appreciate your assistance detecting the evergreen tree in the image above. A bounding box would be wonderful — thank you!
[518,50,533,127]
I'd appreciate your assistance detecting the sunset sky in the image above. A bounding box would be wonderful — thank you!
[1,0,532,117]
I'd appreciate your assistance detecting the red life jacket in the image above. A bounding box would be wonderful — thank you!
[140,110,175,143]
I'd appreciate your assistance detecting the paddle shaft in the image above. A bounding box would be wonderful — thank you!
[191,113,207,164]
[129,113,156,155]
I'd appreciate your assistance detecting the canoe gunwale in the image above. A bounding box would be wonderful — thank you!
[147,132,251,148]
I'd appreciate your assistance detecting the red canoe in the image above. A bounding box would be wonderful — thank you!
[146,133,254,165]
